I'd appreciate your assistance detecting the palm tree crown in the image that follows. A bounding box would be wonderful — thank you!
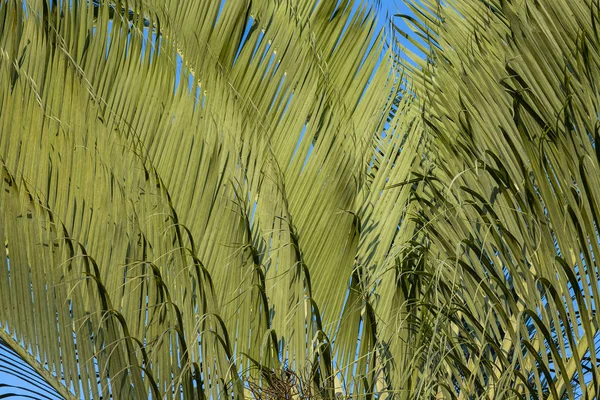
[1,0,600,399]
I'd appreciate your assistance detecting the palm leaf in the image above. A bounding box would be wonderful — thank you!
[4,0,600,398]
[380,0,600,398]
[0,0,398,398]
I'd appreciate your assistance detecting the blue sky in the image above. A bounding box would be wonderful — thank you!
[0,1,413,398]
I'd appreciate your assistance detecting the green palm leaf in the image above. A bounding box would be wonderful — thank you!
[0,0,397,398]
[382,0,600,398]
[3,0,600,399]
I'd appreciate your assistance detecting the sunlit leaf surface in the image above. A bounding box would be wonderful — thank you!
[1,0,600,399]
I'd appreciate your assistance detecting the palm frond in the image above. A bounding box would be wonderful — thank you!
[380,0,600,398]
[4,0,600,398]
[0,0,398,398]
